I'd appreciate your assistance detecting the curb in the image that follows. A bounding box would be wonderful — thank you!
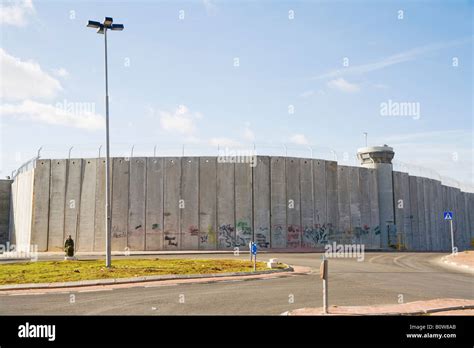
[440,255,474,273]
[0,265,294,291]
[283,303,474,316]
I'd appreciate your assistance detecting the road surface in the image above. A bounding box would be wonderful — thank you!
[0,252,472,315]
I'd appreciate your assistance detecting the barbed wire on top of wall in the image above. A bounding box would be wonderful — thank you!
[9,143,473,193]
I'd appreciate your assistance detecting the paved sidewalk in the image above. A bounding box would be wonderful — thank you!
[440,251,474,273]
[285,299,474,316]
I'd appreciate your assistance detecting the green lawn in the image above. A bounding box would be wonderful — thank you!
[0,259,286,285]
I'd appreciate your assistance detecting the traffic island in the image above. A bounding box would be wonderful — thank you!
[0,258,294,291]
[283,299,474,316]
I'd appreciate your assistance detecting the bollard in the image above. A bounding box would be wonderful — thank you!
[320,258,328,314]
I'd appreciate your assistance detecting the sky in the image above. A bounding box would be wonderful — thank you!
[0,0,472,187]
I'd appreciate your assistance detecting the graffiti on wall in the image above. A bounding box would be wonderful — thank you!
[353,225,370,239]
[271,224,286,248]
[188,225,199,236]
[112,226,126,239]
[287,225,300,248]
[301,224,329,248]
[164,234,178,247]
[373,225,381,235]
[199,226,216,247]
[256,227,270,248]
[235,221,252,247]
[218,224,235,248]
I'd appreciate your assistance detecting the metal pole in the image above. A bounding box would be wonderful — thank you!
[253,248,256,272]
[37,146,43,159]
[363,132,368,147]
[450,219,454,254]
[104,27,112,268]
[153,145,157,157]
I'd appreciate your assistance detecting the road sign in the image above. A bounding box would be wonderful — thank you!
[444,212,455,254]
[251,243,258,255]
[444,211,453,220]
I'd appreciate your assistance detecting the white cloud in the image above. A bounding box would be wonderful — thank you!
[313,37,472,80]
[327,78,360,93]
[289,133,309,145]
[0,48,62,101]
[0,0,35,26]
[299,90,315,98]
[52,67,69,78]
[0,100,105,131]
[209,137,241,147]
[159,105,202,135]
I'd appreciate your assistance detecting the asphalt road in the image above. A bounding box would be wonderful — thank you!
[0,252,472,315]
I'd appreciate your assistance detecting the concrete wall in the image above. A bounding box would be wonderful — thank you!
[7,156,473,252]
[9,169,34,251]
[0,179,12,246]
[400,174,472,252]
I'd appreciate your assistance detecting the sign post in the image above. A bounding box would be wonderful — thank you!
[249,241,253,262]
[320,257,328,314]
[251,242,258,271]
[444,211,454,254]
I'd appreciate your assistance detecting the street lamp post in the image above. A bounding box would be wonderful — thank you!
[87,17,124,268]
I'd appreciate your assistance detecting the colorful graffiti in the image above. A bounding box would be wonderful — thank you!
[287,225,300,248]
[199,226,216,246]
[235,221,252,247]
[302,224,329,247]
[373,225,381,235]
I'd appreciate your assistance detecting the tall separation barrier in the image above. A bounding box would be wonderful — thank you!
[5,145,474,252]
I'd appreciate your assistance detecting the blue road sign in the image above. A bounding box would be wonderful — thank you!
[251,243,258,255]
[444,211,453,220]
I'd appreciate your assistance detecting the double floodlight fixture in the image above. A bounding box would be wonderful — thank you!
[87,17,124,34]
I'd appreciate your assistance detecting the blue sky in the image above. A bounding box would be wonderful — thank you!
[0,0,472,185]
